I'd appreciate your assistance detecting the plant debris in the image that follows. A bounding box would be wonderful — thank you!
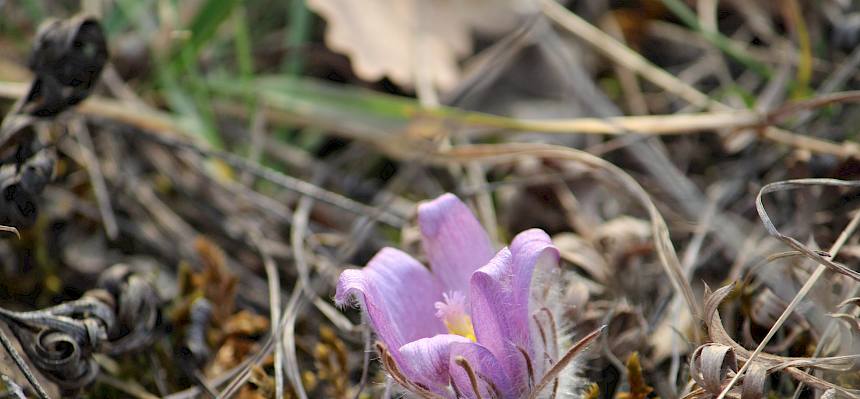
[0,3,859,399]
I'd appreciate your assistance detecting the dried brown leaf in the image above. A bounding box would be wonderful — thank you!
[307,0,530,89]
[222,310,270,337]
[193,236,238,323]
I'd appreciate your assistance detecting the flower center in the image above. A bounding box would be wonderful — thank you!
[434,291,476,341]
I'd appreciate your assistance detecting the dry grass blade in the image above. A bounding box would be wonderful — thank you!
[756,179,860,281]
[0,327,51,399]
[0,373,27,399]
[217,283,304,398]
[0,225,20,239]
[285,196,314,399]
[69,118,118,240]
[95,374,160,399]
[281,282,309,399]
[825,312,860,333]
[2,80,860,162]
[837,297,860,308]
[130,130,407,228]
[539,0,718,110]
[248,232,284,399]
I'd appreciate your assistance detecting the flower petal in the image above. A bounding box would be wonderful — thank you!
[449,342,517,399]
[418,193,495,295]
[399,334,471,394]
[336,247,446,367]
[511,229,562,371]
[469,229,561,390]
[469,247,528,388]
[510,229,561,308]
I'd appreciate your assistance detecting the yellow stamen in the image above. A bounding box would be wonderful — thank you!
[435,291,477,342]
[444,314,476,342]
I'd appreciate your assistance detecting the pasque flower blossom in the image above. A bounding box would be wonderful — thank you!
[336,194,600,398]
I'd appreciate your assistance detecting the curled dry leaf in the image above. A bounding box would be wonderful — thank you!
[703,284,860,398]
[21,14,107,117]
[689,343,766,399]
[0,264,160,394]
[0,146,56,228]
[307,0,534,90]
[0,14,106,229]
[96,264,162,354]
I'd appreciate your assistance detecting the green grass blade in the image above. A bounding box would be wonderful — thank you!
[283,0,312,75]
[179,0,239,59]
[660,0,772,79]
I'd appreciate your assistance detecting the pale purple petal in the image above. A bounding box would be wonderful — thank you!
[511,229,562,371]
[418,193,495,295]
[335,247,447,367]
[510,229,561,310]
[469,247,529,389]
[469,229,560,390]
[399,334,471,394]
[449,342,517,399]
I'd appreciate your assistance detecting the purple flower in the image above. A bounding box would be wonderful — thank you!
[336,194,600,398]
